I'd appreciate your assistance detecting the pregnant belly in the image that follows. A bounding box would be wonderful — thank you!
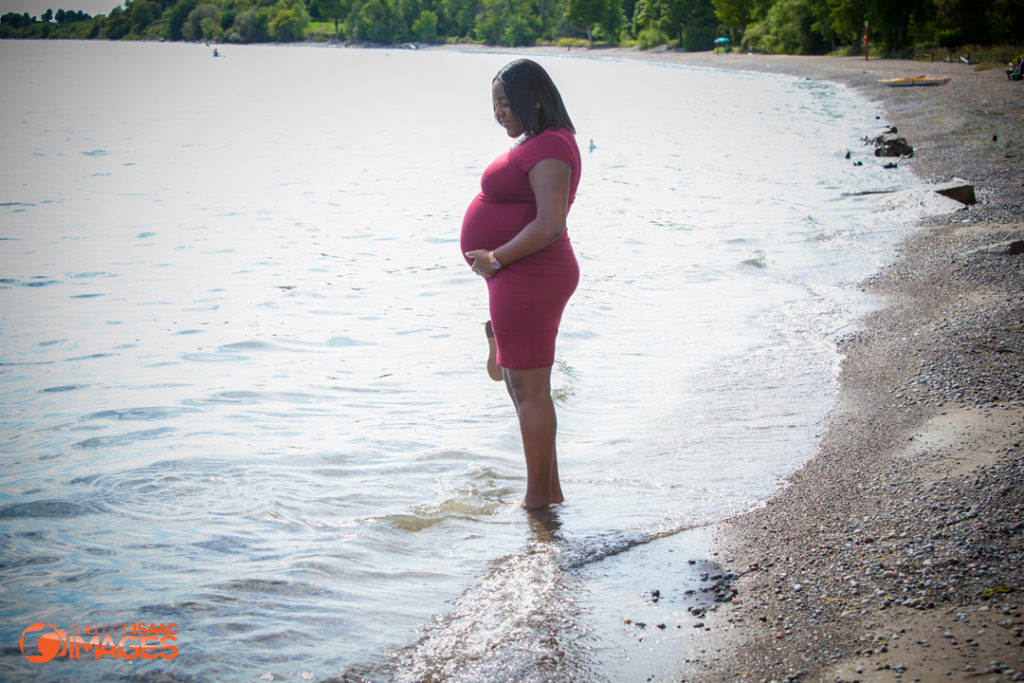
[460,197,535,263]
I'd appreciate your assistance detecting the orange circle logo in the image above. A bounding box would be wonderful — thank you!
[20,623,66,663]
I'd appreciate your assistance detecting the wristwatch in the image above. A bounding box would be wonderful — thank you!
[488,250,502,270]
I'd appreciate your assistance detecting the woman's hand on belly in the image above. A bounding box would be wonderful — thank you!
[465,249,498,278]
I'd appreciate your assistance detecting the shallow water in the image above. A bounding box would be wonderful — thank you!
[0,41,956,681]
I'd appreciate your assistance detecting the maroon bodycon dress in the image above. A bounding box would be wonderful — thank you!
[461,128,581,370]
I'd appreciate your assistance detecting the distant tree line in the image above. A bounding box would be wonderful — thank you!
[1,0,1020,55]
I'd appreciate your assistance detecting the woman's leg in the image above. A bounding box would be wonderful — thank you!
[484,321,502,382]
[503,365,564,509]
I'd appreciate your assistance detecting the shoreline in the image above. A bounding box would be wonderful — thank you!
[445,46,1024,681]
[625,53,1024,682]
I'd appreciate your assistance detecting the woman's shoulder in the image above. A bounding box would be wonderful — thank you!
[519,128,578,160]
[535,127,576,143]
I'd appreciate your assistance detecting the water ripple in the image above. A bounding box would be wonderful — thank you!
[0,499,105,519]
[73,427,176,449]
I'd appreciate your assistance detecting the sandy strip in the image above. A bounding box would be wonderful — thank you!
[441,45,1024,681]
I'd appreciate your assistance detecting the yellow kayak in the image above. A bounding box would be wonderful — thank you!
[877,76,951,87]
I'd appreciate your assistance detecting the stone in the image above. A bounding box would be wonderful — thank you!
[934,179,977,205]
[874,133,914,158]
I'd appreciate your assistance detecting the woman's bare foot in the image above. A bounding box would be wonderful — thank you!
[521,493,557,510]
[484,321,503,381]
[522,484,564,510]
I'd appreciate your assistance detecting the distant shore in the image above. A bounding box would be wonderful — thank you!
[442,45,1024,681]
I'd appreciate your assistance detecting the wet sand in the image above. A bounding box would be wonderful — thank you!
[445,45,1024,681]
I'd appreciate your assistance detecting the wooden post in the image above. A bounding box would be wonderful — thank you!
[863,21,869,61]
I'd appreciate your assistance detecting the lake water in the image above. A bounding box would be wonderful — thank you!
[0,40,961,681]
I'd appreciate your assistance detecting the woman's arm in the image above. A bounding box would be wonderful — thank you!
[466,158,571,278]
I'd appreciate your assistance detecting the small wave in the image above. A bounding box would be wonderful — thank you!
[82,406,199,421]
[0,499,104,519]
[383,482,509,532]
[385,499,503,533]
[327,336,372,347]
[343,519,706,682]
[196,389,321,405]
[181,352,240,363]
[70,271,118,279]
[741,251,768,269]
[73,427,176,449]
[354,542,596,683]
[65,352,119,362]
[206,577,339,598]
[0,276,62,287]
[40,384,88,393]
[874,187,966,218]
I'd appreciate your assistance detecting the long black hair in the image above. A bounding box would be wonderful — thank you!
[493,59,576,135]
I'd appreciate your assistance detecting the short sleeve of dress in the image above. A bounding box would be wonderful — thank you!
[513,129,577,175]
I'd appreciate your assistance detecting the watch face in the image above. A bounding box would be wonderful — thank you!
[490,260,501,269]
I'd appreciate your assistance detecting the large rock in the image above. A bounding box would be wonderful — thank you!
[933,179,976,205]
[874,133,915,158]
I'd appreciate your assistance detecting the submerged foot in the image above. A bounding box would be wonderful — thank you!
[520,490,564,510]
[484,320,502,382]
[521,494,554,510]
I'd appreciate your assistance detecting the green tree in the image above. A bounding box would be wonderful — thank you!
[503,8,541,43]
[474,0,510,43]
[128,0,161,33]
[225,6,271,41]
[566,0,605,43]
[1,11,33,27]
[311,0,345,34]
[166,0,200,40]
[635,0,711,45]
[438,0,479,36]
[934,0,990,46]
[681,0,715,48]
[347,0,395,41]
[817,0,870,46]
[411,9,440,40]
[182,3,220,39]
[103,5,132,38]
[267,0,309,40]
[871,0,929,54]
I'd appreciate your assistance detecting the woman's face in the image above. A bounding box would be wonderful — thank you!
[492,80,525,138]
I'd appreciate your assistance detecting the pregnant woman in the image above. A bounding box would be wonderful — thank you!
[461,59,581,510]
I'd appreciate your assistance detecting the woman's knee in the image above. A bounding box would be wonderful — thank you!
[505,367,552,405]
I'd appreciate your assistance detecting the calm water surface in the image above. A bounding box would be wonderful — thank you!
[1,41,957,681]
